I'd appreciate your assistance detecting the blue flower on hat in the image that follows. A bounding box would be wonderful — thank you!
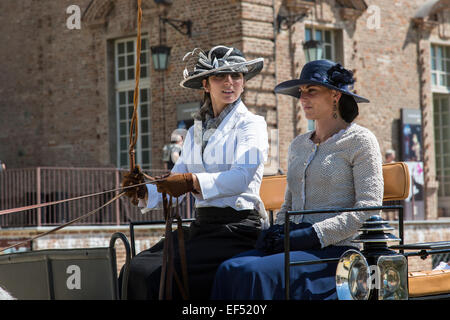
[326,63,355,88]
[311,72,323,82]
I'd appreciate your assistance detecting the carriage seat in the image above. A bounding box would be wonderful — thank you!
[408,269,450,298]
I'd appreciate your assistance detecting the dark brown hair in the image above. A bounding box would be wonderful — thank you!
[338,94,359,123]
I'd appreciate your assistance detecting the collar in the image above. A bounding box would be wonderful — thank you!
[203,97,242,130]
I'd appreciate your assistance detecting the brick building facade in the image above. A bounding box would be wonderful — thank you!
[1,0,449,219]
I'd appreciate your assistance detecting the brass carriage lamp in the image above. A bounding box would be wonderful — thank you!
[335,216,408,300]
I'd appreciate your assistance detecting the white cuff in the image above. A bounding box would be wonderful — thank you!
[195,172,220,200]
[145,184,162,209]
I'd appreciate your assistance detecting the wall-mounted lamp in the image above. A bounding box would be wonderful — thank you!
[276,13,308,32]
[276,4,323,62]
[303,39,323,62]
[150,16,192,71]
[151,45,171,71]
[160,17,192,38]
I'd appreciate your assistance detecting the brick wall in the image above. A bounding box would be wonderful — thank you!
[267,0,445,218]
[1,0,446,206]
[270,0,425,166]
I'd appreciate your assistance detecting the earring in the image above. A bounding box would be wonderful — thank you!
[333,100,338,119]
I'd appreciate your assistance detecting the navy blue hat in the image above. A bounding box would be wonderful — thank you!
[274,60,369,103]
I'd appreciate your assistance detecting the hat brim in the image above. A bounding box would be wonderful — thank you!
[180,58,264,89]
[274,79,370,103]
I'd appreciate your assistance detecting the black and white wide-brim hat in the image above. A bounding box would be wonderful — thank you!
[180,45,264,89]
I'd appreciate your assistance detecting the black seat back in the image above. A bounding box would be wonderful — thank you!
[0,247,119,300]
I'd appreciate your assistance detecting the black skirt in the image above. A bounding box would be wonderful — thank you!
[123,206,261,300]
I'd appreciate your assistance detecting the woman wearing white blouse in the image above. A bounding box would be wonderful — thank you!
[211,59,384,300]
[120,45,268,300]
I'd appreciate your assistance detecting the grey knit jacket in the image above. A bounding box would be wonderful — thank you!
[275,123,384,248]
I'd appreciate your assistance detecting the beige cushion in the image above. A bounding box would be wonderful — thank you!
[383,162,410,201]
[260,175,287,211]
[408,269,450,297]
[259,162,410,213]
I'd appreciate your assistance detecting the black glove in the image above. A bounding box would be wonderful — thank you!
[256,222,320,254]
[255,224,284,252]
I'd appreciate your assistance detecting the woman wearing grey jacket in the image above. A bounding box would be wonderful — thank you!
[211,59,384,300]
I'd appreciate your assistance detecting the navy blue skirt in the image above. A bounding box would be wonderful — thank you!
[211,246,357,300]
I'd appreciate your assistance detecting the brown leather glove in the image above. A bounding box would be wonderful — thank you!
[121,166,148,206]
[155,173,195,197]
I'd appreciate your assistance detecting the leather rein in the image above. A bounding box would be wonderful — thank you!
[129,0,189,300]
